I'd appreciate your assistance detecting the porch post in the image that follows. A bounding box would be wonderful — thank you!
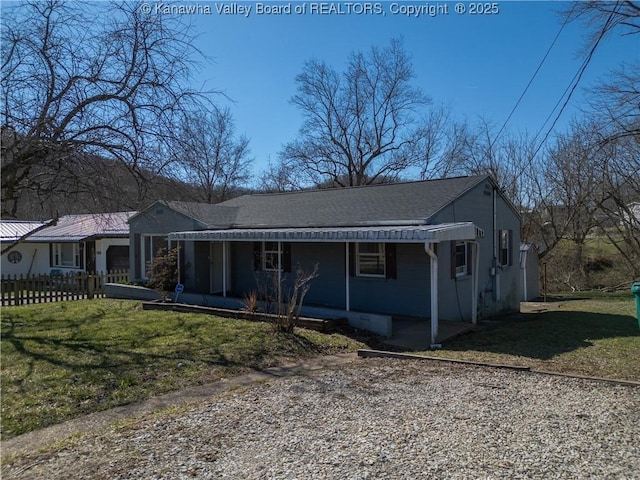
[424,242,439,346]
[277,241,282,307]
[222,241,227,297]
[471,241,479,325]
[177,241,182,284]
[345,242,350,312]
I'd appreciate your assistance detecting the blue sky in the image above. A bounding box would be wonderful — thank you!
[189,1,637,176]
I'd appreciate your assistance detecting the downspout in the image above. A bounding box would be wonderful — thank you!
[424,242,440,348]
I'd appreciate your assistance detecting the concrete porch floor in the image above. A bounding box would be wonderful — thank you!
[382,318,475,351]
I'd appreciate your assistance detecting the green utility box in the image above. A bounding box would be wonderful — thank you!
[632,282,640,331]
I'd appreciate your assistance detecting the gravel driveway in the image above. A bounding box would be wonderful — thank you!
[3,358,639,479]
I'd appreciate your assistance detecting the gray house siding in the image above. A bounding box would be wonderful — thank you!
[222,241,432,317]
[130,176,521,326]
[349,243,430,317]
[430,179,520,319]
[292,243,346,308]
[128,207,203,282]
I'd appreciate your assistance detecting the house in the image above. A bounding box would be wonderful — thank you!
[519,243,540,301]
[1,220,46,276]
[129,175,521,345]
[625,202,640,225]
[1,212,135,276]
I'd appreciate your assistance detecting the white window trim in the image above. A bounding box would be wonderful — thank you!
[356,243,386,278]
[141,234,168,279]
[455,241,469,278]
[52,243,80,268]
[498,230,512,267]
[262,241,282,272]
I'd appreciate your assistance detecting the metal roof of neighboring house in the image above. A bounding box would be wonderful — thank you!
[136,175,496,230]
[169,222,485,243]
[27,212,137,242]
[0,220,47,242]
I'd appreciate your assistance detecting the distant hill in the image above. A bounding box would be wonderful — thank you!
[4,152,250,220]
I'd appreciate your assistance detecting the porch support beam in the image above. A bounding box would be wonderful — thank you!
[345,242,350,312]
[424,242,439,346]
[222,241,227,297]
[277,241,282,307]
[471,241,479,325]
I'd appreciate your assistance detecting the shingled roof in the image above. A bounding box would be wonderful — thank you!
[222,175,487,228]
[147,175,490,230]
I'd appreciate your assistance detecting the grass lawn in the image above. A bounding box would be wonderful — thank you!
[0,299,366,440]
[2,294,638,441]
[422,292,640,382]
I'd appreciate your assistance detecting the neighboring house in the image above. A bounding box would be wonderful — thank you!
[1,212,136,276]
[519,243,540,301]
[625,202,640,225]
[1,220,46,276]
[130,175,521,344]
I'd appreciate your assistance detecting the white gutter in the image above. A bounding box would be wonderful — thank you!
[424,242,440,348]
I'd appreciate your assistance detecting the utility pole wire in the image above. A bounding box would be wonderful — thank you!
[505,1,622,193]
[490,7,573,150]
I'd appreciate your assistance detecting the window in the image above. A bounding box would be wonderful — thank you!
[142,235,168,278]
[50,243,82,268]
[253,242,291,273]
[450,241,472,278]
[357,243,385,277]
[454,241,467,277]
[498,229,513,267]
[263,241,282,271]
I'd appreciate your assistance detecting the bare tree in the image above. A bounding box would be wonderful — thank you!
[171,107,253,203]
[416,104,473,180]
[565,1,640,277]
[259,158,301,193]
[1,0,209,218]
[566,1,640,144]
[591,130,640,278]
[278,39,430,188]
[566,0,639,41]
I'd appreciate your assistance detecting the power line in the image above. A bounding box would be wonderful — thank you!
[504,1,622,193]
[490,9,572,149]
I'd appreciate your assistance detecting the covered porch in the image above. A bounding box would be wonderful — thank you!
[169,222,484,348]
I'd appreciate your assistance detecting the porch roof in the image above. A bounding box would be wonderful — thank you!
[168,222,484,243]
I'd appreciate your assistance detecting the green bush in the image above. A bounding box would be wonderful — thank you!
[146,247,179,300]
